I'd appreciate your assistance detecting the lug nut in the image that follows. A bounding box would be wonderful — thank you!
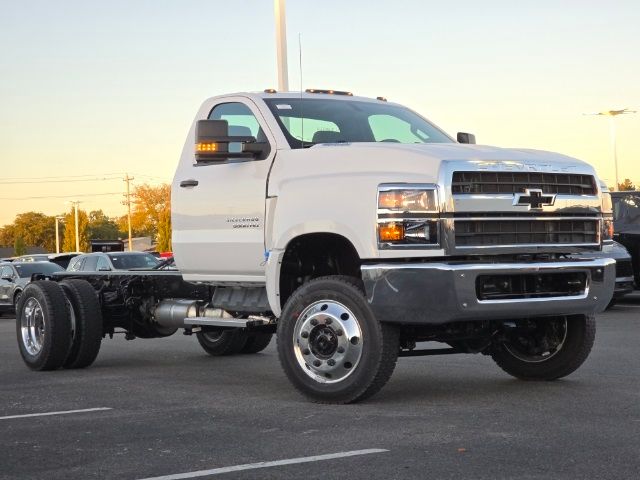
[303,348,310,355]
[337,346,345,354]
[325,318,332,325]
[327,359,336,366]
[310,319,318,326]
[313,360,322,367]
[301,331,309,338]
[336,329,343,336]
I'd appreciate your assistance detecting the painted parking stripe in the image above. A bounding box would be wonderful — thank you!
[0,407,112,420]
[138,448,389,480]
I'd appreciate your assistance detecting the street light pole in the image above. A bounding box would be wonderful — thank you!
[584,108,637,190]
[54,216,64,253]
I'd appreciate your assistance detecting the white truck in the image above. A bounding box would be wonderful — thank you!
[16,89,616,403]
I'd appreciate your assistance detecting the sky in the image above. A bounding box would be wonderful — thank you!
[1,0,639,226]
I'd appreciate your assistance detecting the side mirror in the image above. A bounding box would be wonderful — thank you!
[457,132,476,144]
[1,275,14,282]
[195,120,269,162]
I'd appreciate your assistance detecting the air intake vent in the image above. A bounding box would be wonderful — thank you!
[452,171,596,195]
[455,220,599,247]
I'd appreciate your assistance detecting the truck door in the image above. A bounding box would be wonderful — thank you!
[174,99,275,283]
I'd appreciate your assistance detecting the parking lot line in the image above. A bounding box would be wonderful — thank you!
[137,448,389,480]
[0,407,112,420]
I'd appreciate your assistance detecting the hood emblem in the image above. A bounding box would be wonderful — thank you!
[513,188,556,210]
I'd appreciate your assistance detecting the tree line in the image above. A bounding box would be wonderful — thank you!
[0,183,171,255]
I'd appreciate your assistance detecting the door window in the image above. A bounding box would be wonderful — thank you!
[209,102,261,138]
[97,256,111,271]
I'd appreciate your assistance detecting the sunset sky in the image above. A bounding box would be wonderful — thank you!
[1,0,638,226]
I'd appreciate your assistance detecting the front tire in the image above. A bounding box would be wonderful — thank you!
[196,329,248,356]
[277,276,399,404]
[491,315,595,380]
[16,281,72,371]
[241,333,273,354]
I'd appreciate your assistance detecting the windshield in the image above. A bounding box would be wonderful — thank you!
[14,262,64,278]
[264,98,453,149]
[108,253,159,270]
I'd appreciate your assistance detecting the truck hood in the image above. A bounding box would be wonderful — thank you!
[312,142,590,167]
[273,142,597,187]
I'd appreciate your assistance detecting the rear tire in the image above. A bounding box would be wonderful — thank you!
[277,275,399,404]
[60,279,103,369]
[196,329,248,356]
[16,281,71,371]
[241,333,273,354]
[491,315,595,380]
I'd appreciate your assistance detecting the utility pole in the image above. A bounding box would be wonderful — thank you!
[68,201,81,252]
[54,216,64,253]
[584,108,637,190]
[124,174,134,251]
[274,0,289,91]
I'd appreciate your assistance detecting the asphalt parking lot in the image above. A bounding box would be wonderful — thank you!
[1,296,639,480]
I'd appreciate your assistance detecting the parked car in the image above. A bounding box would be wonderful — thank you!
[611,191,640,286]
[570,241,634,307]
[17,253,82,269]
[0,261,64,314]
[153,256,177,271]
[67,252,160,272]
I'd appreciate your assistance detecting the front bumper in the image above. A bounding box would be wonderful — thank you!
[361,258,616,325]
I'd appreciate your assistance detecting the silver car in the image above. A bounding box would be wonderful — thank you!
[0,262,64,314]
[67,252,160,272]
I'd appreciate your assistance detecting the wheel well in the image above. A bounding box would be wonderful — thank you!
[279,233,361,308]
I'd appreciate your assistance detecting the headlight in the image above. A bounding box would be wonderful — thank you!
[377,184,440,247]
[600,185,614,242]
[602,218,614,242]
[378,189,438,212]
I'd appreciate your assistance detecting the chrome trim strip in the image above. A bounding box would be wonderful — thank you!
[453,216,600,221]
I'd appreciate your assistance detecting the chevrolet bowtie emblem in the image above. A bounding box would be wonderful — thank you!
[513,188,556,210]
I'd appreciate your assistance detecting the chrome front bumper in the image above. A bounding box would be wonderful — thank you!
[361,258,616,325]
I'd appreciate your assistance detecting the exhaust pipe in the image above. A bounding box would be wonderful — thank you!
[153,299,231,329]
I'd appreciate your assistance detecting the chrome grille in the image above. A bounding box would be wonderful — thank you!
[452,171,596,195]
[455,219,599,247]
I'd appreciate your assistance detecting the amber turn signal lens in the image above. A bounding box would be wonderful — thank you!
[196,142,218,152]
[379,222,404,242]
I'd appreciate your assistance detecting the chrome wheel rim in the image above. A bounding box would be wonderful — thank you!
[293,300,363,384]
[504,318,568,363]
[21,298,46,356]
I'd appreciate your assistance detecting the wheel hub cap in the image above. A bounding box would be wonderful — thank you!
[21,298,45,356]
[293,300,363,384]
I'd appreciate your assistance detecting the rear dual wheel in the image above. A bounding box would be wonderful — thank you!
[16,280,102,371]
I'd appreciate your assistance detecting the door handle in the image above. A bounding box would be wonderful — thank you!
[180,179,199,188]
